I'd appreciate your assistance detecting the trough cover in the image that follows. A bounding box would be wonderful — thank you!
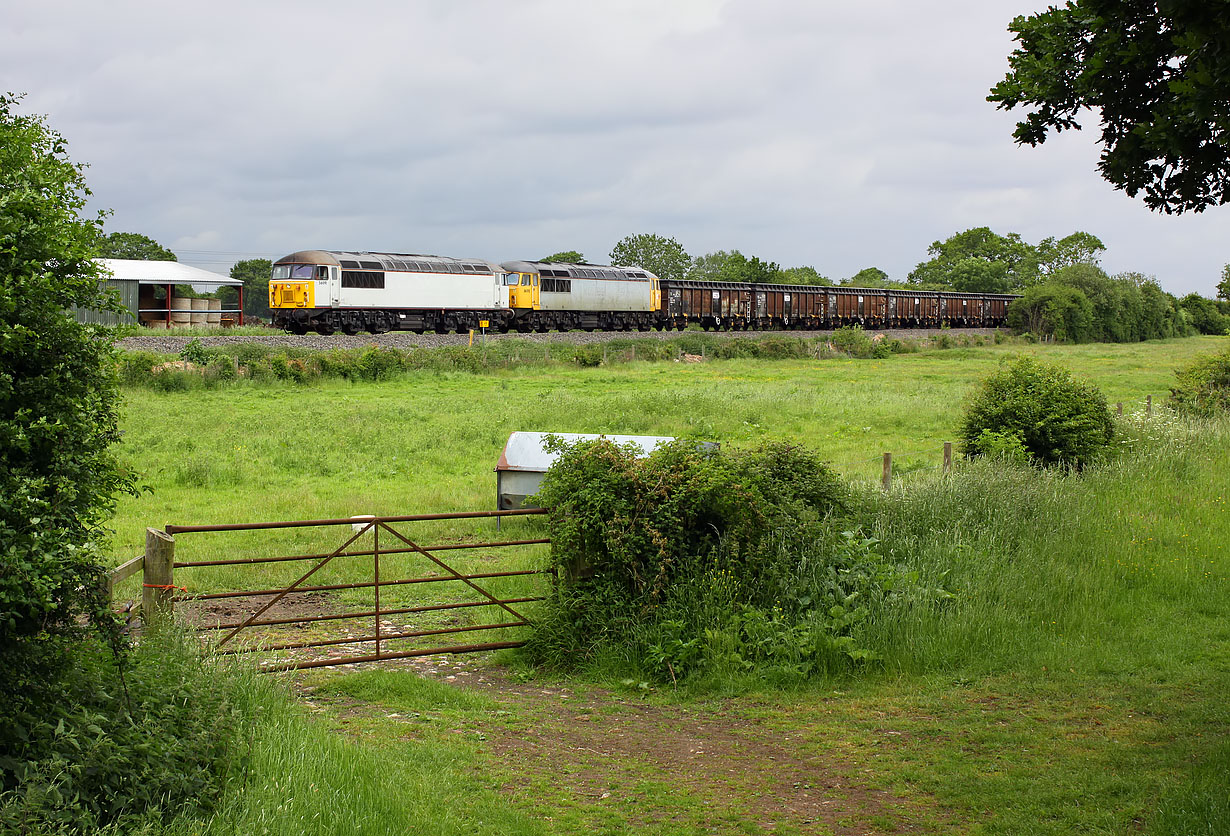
[496,432,677,474]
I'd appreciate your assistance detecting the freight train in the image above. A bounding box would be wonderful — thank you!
[269,250,1017,335]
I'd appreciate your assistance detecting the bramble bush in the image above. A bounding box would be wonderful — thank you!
[960,355,1114,468]
[523,438,912,685]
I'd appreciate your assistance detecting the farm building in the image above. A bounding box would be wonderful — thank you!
[71,259,247,327]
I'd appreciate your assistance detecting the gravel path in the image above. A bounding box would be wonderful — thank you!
[119,327,999,353]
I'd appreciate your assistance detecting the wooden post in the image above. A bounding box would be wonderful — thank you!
[943,442,953,475]
[1116,402,1123,416]
[882,452,892,491]
[1146,394,1152,416]
[142,528,175,626]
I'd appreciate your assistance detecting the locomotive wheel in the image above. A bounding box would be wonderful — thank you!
[314,325,335,336]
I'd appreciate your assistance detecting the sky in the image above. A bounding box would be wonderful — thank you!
[3,0,1226,296]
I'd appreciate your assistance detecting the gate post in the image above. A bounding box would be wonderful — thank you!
[142,527,176,626]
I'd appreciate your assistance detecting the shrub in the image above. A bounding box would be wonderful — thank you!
[0,632,261,834]
[829,326,875,357]
[1169,349,1230,417]
[522,438,902,685]
[960,355,1114,468]
[0,94,137,740]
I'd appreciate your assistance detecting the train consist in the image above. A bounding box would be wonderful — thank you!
[269,249,1018,335]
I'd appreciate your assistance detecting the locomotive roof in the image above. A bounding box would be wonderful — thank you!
[501,260,657,280]
[275,250,502,274]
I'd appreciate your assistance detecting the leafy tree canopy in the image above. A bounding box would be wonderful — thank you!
[779,265,832,286]
[989,0,1230,213]
[908,227,1104,291]
[0,94,135,723]
[688,250,783,284]
[97,231,177,261]
[609,233,691,282]
[908,227,1036,290]
[1218,265,1230,302]
[1034,231,1105,276]
[541,250,585,263]
[218,257,272,319]
[844,267,890,287]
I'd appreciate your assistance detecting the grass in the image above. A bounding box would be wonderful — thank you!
[102,334,1229,835]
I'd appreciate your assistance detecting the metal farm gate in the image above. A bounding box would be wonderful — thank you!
[122,510,552,671]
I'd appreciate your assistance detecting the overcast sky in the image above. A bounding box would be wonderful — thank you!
[4,0,1226,295]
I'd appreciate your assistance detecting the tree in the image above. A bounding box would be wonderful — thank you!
[989,1,1230,214]
[780,265,832,286]
[1218,265,1230,302]
[1006,283,1095,342]
[687,250,784,284]
[541,250,585,263]
[609,234,691,282]
[1034,231,1105,276]
[844,267,889,287]
[0,95,136,730]
[1180,293,1230,335]
[221,258,272,320]
[689,250,741,282]
[97,231,177,261]
[908,227,1037,290]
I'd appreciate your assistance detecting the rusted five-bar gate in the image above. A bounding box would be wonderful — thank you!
[108,509,552,671]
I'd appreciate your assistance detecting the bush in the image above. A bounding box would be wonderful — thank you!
[830,326,876,357]
[1170,349,1230,417]
[960,355,1114,468]
[0,94,137,742]
[0,632,262,834]
[521,438,905,685]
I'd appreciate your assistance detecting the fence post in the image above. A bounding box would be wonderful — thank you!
[882,452,892,491]
[1146,394,1152,416]
[943,442,952,475]
[1116,402,1123,416]
[142,527,175,626]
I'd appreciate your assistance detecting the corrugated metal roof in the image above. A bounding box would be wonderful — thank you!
[96,259,244,286]
[496,432,679,473]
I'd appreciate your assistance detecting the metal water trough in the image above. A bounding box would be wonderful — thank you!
[495,432,679,512]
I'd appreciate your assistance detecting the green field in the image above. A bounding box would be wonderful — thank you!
[107,336,1229,836]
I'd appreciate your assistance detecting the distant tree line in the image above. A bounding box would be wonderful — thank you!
[107,228,1228,342]
[604,230,1229,343]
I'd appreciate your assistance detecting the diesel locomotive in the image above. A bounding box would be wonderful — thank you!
[269,249,1016,335]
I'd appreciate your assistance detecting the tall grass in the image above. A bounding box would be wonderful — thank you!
[858,411,1230,678]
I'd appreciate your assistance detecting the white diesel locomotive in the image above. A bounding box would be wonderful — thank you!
[269,250,661,335]
[269,249,1017,334]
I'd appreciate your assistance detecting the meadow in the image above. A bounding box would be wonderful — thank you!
[105,335,1229,836]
